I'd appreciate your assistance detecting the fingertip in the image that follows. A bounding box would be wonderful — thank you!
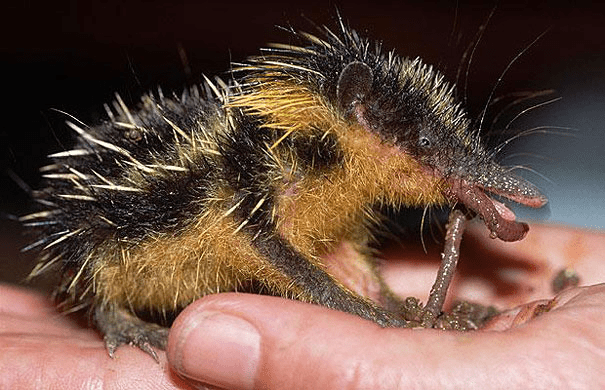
[167,297,261,390]
[166,294,425,390]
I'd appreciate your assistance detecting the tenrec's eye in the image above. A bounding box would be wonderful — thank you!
[419,136,431,148]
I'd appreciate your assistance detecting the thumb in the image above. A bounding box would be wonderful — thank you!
[164,292,566,390]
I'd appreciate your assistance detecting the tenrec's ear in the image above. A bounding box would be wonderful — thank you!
[336,61,373,114]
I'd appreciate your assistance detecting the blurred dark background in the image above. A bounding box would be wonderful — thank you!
[1,0,604,287]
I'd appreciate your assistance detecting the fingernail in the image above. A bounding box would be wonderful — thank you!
[175,311,260,390]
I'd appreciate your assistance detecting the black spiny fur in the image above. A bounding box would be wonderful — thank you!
[24,17,547,359]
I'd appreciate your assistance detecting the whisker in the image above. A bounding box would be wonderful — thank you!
[505,165,554,184]
[504,97,562,131]
[489,89,555,129]
[477,30,549,138]
[420,206,429,254]
[458,6,496,105]
[490,126,578,159]
[499,152,552,162]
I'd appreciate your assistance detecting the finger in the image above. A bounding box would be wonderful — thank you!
[0,284,82,336]
[0,284,54,316]
[485,283,605,329]
[0,337,189,389]
[167,292,603,390]
[0,285,192,389]
[0,326,193,390]
[0,283,95,335]
[382,223,605,308]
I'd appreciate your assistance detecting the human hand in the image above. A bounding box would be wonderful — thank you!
[166,223,605,389]
[1,223,604,389]
[0,284,194,389]
[166,285,605,390]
